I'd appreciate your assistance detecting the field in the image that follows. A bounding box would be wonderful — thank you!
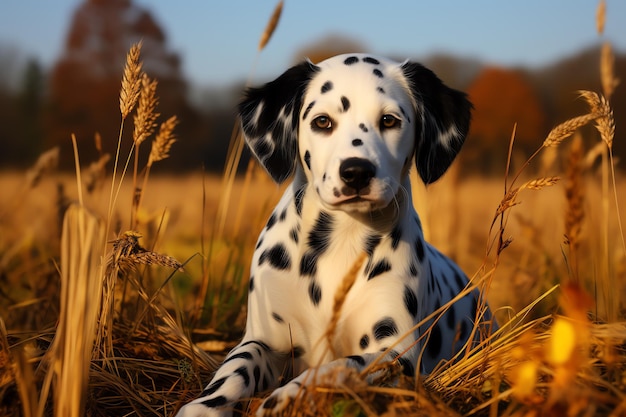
[1,2,626,416]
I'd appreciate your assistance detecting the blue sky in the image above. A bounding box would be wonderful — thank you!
[1,1,625,87]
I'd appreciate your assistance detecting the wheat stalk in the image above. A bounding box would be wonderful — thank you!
[600,43,619,100]
[25,146,59,188]
[594,95,615,150]
[44,204,105,417]
[563,134,585,282]
[324,253,367,356]
[119,42,143,119]
[520,176,560,191]
[133,74,160,147]
[258,1,283,51]
[148,116,178,167]
[542,114,597,148]
[106,231,183,276]
[596,0,606,35]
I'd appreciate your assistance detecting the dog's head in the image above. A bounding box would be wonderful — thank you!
[239,54,471,213]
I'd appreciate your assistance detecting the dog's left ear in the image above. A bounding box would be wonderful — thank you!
[239,61,319,184]
[402,62,472,184]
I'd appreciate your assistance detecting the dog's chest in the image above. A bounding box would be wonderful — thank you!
[250,184,422,361]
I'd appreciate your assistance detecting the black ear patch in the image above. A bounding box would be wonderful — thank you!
[239,61,319,184]
[402,62,472,184]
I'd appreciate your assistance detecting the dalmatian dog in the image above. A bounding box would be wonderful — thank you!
[177,53,494,416]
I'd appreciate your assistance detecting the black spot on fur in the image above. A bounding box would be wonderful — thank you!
[446,305,457,329]
[234,366,250,387]
[200,376,227,397]
[396,355,415,377]
[259,244,291,270]
[300,211,334,276]
[390,226,402,250]
[253,365,261,392]
[404,286,418,317]
[344,56,359,65]
[373,69,383,78]
[292,346,305,358]
[309,280,322,305]
[241,339,271,352]
[302,101,315,120]
[363,56,380,65]
[359,123,368,133]
[347,355,366,367]
[333,188,340,197]
[364,234,382,255]
[202,396,228,407]
[359,334,369,349]
[223,351,253,365]
[300,252,317,276]
[279,207,288,222]
[321,81,333,93]
[427,325,443,359]
[377,87,385,94]
[368,259,391,280]
[255,237,263,250]
[352,138,363,147]
[409,263,418,277]
[304,150,311,169]
[263,395,278,409]
[289,226,299,243]
[373,317,398,341]
[261,375,269,392]
[341,96,350,112]
[272,312,284,323]
[414,238,425,262]
[266,212,277,230]
[249,276,254,292]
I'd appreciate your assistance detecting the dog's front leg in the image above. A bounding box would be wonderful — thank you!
[176,340,286,417]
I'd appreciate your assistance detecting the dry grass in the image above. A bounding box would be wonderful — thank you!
[1,1,626,416]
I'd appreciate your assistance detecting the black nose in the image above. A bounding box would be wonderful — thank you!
[339,157,376,192]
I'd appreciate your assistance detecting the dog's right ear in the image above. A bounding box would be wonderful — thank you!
[239,61,319,184]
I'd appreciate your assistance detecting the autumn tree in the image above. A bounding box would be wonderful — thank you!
[466,67,546,174]
[44,0,201,170]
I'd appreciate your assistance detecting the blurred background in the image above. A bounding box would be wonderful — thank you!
[0,0,625,174]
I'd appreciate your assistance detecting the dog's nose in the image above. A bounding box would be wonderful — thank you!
[339,157,376,192]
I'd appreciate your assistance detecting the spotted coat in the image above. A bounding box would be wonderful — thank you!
[176,54,495,417]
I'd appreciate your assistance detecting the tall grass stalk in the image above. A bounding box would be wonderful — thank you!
[214,0,284,241]
[45,204,104,417]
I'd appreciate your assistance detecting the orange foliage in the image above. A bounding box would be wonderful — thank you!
[466,67,546,172]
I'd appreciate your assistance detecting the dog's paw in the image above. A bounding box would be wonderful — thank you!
[175,402,232,417]
[255,382,304,416]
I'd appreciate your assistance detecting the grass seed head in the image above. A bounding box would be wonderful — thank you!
[119,41,143,119]
[148,116,179,166]
[258,1,283,51]
[133,74,160,146]
[600,42,619,99]
[26,146,60,188]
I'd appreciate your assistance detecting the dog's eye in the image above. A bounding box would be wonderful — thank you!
[312,115,333,132]
[380,114,401,130]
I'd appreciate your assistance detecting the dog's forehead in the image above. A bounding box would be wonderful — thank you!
[305,54,411,103]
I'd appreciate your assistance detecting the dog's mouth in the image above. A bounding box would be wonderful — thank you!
[325,194,387,213]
